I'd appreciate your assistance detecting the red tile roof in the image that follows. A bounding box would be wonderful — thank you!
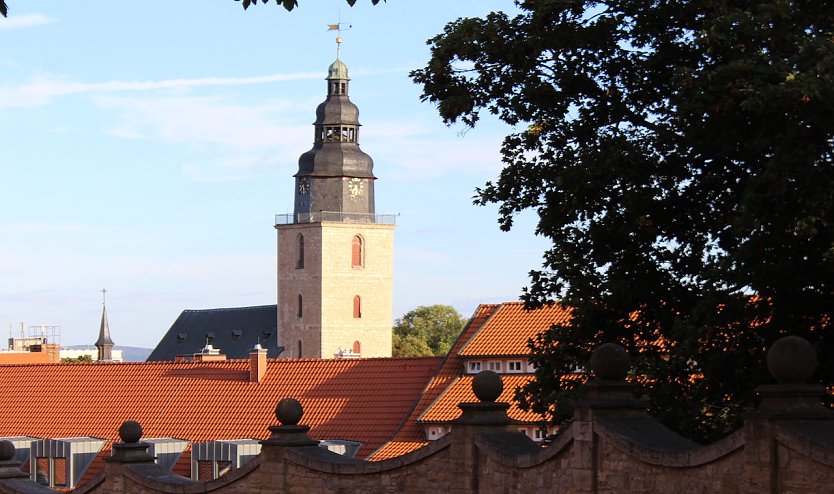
[417,374,541,423]
[75,445,109,489]
[370,305,501,460]
[0,352,54,364]
[458,302,572,357]
[0,357,442,460]
[371,303,562,459]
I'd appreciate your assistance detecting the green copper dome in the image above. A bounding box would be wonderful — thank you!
[328,58,349,80]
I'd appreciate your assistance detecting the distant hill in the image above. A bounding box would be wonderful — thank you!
[62,345,153,362]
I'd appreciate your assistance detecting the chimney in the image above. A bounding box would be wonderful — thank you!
[193,344,226,362]
[249,344,268,383]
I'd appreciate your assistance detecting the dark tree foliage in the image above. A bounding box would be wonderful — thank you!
[412,0,834,442]
[236,0,383,13]
[0,1,383,18]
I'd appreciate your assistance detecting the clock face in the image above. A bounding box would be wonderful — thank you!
[347,178,364,197]
[298,177,309,195]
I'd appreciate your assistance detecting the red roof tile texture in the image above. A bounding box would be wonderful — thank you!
[458,302,571,357]
[0,352,54,364]
[0,357,442,459]
[417,374,541,423]
[370,305,503,460]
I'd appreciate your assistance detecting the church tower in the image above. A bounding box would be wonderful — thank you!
[275,41,396,359]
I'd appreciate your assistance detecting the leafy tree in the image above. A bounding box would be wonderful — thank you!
[0,0,384,18]
[412,1,834,442]
[61,354,94,363]
[392,305,466,357]
[237,0,383,12]
[392,333,434,357]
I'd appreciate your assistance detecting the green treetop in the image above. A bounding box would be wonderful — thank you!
[393,305,466,357]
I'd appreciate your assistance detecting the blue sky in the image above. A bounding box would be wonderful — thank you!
[0,1,548,348]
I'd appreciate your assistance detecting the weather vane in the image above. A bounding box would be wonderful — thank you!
[327,16,352,58]
[101,287,107,306]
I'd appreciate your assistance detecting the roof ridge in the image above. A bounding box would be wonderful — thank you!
[365,357,445,459]
[455,303,505,356]
[181,304,277,313]
[415,375,462,423]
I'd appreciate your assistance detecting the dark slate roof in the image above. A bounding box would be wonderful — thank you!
[146,305,281,361]
[95,304,114,347]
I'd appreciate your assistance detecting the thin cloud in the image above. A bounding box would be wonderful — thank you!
[0,13,55,30]
[0,66,406,109]
[95,94,308,181]
[0,71,322,109]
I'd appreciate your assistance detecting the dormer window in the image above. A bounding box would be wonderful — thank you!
[467,361,482,373]
[508,361,523,373]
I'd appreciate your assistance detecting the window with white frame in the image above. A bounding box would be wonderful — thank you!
[467,361,482,373]
[533,429,547,441]
[488,361,502,372]
[508,361,523,373]
[426,426,450,441]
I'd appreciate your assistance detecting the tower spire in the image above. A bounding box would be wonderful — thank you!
[95,287,115,362]
[293,24,376,223]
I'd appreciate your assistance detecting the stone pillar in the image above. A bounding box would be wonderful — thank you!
[102,420,155,494]
[0,440,55,492]
[572,343,644,494]
[448,370,520,494]
[258,398,320,491]
[743,335,831,494]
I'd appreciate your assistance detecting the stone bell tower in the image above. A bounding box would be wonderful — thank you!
[275,38,395,359]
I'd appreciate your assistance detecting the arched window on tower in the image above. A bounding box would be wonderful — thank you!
[297,294,303,318]
[296,235,304,269]
[353,295,362,319]
[353,341,361,355]
[351,236,363,268]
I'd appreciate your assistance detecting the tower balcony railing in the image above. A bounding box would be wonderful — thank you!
[275,212,397,226]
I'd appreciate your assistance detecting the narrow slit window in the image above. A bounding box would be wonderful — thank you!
[296,235,304,269]
[353,295,362,318]
[297,294,303,318]
[352,236,363,267]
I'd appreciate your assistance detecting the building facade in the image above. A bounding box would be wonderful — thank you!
[276,51,395,359]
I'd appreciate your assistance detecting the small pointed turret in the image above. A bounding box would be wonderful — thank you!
[96,288,114,362]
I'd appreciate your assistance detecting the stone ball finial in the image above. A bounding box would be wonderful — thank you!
[472,370,503,402]
[767,335,817,384]
[590,343,631,380]
[276,398,304,426]
[118,420,143,444]
[0,441,15,462]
